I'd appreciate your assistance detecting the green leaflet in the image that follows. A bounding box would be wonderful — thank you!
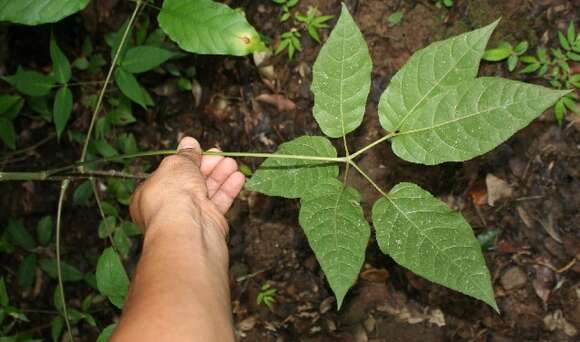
[120,46,176,74]
[53,86,73,139]
[0,118,16,149]
[311,4,372,138]
[158,0,266,56]
[96,324,117,342]
[50,35,71,84]
[245,136,339,198]
[2,68,55,97]
[114,68,153,108]
[96,248,129,309]
[0,0,89,25]
[390,78,570,164]
[299,179,370,309]
[378,20,498,132]
[39,259,84,282]
[372,182,497,311]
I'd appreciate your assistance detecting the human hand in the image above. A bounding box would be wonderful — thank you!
[129,137,245,238]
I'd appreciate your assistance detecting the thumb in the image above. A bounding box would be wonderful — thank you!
[177,136,202,166]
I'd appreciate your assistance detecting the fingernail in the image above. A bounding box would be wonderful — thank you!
[177,136,200,151]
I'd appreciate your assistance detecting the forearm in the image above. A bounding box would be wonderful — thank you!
[112,217,234,341]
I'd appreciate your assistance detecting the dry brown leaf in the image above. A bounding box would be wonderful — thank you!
[255,94,296,112]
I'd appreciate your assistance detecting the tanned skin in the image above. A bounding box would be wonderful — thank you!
[111,137,245,342]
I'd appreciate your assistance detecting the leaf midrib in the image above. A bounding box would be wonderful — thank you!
[396,98,532,136]
[393,33,487,131]
[382,193,491,303]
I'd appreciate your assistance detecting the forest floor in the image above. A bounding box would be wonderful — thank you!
[1,0,579,341]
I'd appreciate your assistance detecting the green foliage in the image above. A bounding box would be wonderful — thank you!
[96,248,129,309]
[311,4,371,138]
[50,35,72,84]
[0,95,23,149]
[483,41,528,71]
[120,46,176,74]
[36,216,53,247]
[53,86,73,139]
[387,78,566,165]
[372,183,497,311]
[39,259,83,282]
[114,68,153,109]
[2,68,55,97]
[0,0,90,25]
[96,324,117,342]
[276,29,303,59]
[245,136,339,198]
[295,7,334,43]
[386,11,404,27]
[256,283,277,309]
[272,0,298,22]
[273,1,334,59]
[484,21,578,124]
[5,219,35,251]
[247,9,567,310]
[158,0,266,56]
[434,0,454,8]
[299,179,369,307]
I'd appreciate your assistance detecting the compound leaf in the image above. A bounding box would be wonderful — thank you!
[311,4,372,138]
[245,136,338,198]
[372,182,497,311]
[390,78,570,164]
[299,179,370,309]
[53,86,73,139]
[378,20,498,132]
[121,46,176,74]
[0,0,89,25]
[158,0,266,56]
[96,247,129,309]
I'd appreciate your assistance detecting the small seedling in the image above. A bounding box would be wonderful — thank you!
[483,40,529,71]
[276,28,303,59]
[386,10,404,27]
[295,6,334,43]
[434,0,454,8]
[256,283,277,309]
[484,21,579,124]
[272,1,333,59]
[272,0,299,22]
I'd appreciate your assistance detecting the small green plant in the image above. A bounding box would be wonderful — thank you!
[272,0,299,22]
[483,40,529,71]
[386,10,404,27]
[434,0,454,8]
[256,283,277,309]
[272,1,334,59]
[483,21,579,124]
[276,29,303,59]
[295,6,334,43]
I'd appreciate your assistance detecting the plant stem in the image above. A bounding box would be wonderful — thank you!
[0,169,148,181]
[79,1,142,163]
[349,160,388,197]
[55,180,73,342]
[0,150,346,182]
[349,132,396,160]
[202,150,346,162]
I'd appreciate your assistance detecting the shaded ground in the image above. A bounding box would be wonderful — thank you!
[1,0,579,341]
